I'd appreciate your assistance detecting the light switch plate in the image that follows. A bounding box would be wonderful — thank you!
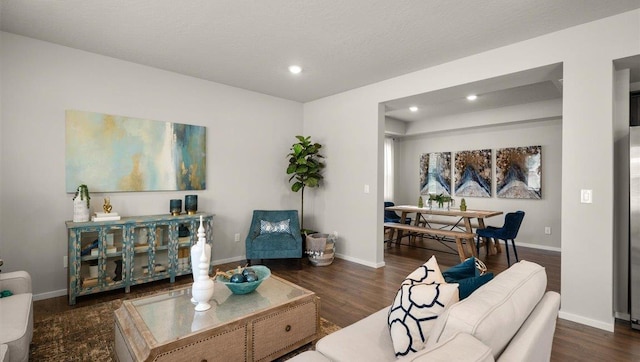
[581,189,593,203]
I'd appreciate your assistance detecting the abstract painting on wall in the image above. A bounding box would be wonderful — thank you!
[496,146,541,199]
[419,152,451,196]
[454,149,492,197]
[65,110,206,192]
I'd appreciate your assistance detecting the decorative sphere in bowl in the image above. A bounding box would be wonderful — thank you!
[215,265,271,294]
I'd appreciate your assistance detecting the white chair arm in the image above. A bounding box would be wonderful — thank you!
[0,271,32,294]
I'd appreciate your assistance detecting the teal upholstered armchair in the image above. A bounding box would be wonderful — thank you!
[245,210,303,265]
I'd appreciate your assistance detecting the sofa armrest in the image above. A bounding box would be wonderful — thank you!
[0,271,32,294]
[497,291,560,362]
[399,332,494,362]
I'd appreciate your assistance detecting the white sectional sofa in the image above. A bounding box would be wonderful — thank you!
[291,260,560,362]
[0,271,33,362]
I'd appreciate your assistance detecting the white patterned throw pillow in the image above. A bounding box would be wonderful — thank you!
[260,219,291,234]
[403,255,446,285]
[388,255,459,357]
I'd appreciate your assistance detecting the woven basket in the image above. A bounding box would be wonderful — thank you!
[306,233,336,267]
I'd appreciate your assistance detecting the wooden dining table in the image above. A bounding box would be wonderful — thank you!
[384,205,503,256]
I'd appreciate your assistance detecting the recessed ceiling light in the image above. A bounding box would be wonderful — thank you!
[288,65,302,74]
[409,106,418,112]
[466,94,478,101]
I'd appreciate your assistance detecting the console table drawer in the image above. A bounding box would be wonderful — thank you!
[252,300,318,361]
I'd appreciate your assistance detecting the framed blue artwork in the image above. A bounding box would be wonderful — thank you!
[65,110,206,192]
[419,152,451,196]
[496,146,542,199]
[454,149,492,198]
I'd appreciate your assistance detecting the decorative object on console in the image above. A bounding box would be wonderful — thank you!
[170,199,182,215]
[191,215,212,307]
[459,198,467,211]
[65,110,206,192]
[72,184,91,222]
[92,196,120,221]
[92,211,121,221]
[286,135,325,232]
[102,197,112,213]
[113,260,123,281]
[417,195,423,208]
[454,149,492,198]
[185,195,198,214]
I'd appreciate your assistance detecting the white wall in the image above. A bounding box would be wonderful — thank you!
[394,116,562,250]
[0,32,303,298]
[613,69,631,318]
[304,10,640,331]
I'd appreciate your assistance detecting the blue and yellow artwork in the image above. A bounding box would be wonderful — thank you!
[454,149,492,198]
[496,146,541,199]
[419,152,451,196]
[65,110,206,192]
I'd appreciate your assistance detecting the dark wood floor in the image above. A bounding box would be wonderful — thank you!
[35,236,640,361]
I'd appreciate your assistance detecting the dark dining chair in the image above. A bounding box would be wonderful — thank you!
[384,201,411,224]
[475,211,525,266]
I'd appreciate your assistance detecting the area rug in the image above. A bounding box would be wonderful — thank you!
[30,299,340,361]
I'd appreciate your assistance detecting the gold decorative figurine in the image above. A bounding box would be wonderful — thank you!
[103,197,113,214]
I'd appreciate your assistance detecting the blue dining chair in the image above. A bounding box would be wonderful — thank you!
[475,211,525,266]
[384,202,411,224]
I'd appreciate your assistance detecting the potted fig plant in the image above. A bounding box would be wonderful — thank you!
[286,135,325,232]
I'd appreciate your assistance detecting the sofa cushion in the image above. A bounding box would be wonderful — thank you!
[316,307,397,361]
[259,219,290,234]
[455,273,494,300]
[401,332,495,362]
[388,282,459,357]
[426,260,547,359]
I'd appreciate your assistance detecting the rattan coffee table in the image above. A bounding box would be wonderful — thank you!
[114,275,320,362]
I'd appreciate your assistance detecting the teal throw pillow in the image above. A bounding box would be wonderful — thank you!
[456,273,494,299]
[442,257,478,283]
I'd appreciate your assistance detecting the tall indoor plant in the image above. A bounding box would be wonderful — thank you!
[286,135,325,232]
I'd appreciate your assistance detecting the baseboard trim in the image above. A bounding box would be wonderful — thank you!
[615,311,630,321]
[515,242,561,252]
[34,288,67,301]
[335,253,385,268]
[212,255,246,265]
[559,310,615,332]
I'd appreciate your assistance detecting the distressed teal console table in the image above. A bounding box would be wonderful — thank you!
[66,212,214,305]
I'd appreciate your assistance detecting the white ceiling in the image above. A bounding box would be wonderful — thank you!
[385,64,564,122]
[2,0,639,104]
